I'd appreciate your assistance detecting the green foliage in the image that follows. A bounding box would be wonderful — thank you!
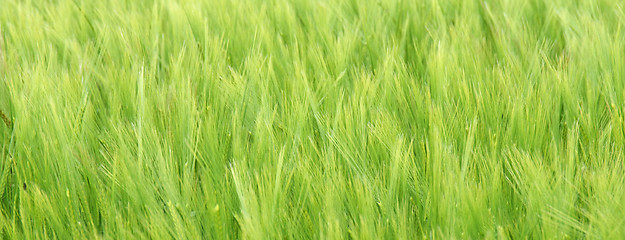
[1,0,625,238]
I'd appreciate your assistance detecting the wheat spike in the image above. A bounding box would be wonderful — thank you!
[0,109,10,128]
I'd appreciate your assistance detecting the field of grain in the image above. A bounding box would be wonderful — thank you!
[1,0,625,238]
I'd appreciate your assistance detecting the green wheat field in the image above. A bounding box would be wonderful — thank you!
[1,0,625,239]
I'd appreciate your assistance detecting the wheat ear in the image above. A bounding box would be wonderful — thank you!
[0,109,10,128]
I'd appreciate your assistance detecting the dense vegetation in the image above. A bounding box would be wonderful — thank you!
[1,0,625,238]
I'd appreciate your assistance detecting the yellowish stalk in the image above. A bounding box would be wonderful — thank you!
[0,26,4,74]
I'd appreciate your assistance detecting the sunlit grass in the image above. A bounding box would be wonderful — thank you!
[1,0,625,238]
